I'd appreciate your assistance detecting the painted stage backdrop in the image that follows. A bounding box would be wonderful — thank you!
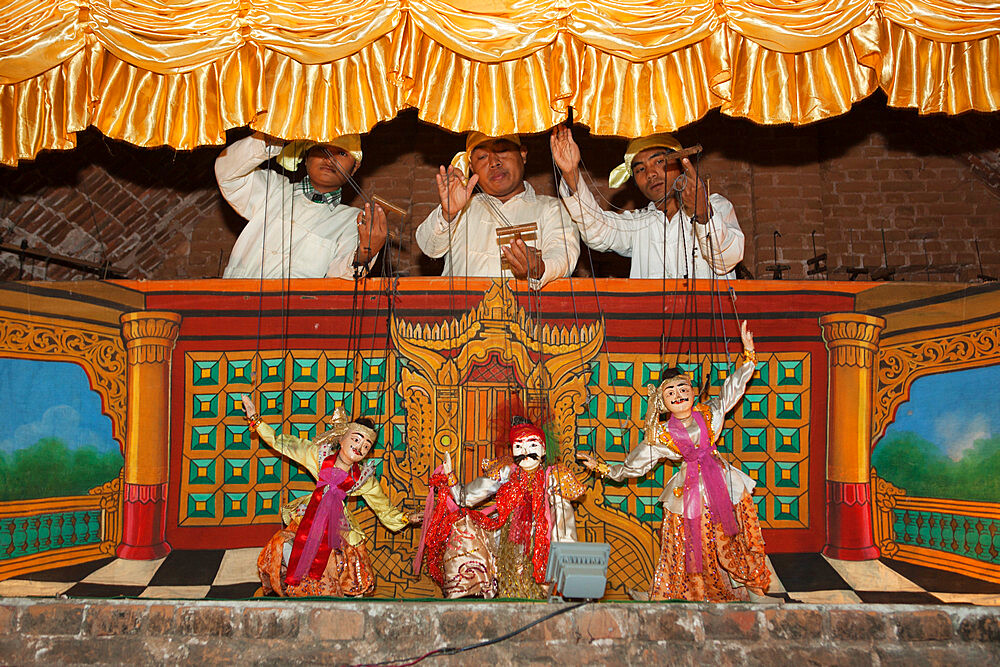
[1,278,998,596]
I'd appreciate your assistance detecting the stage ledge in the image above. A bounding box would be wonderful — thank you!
[0,599,997,664]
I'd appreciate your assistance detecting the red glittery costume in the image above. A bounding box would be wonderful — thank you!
[421,421,586,599]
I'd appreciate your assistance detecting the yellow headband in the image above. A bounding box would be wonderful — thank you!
[276,135,363,172]
[608,133,683,188]
[658,372,693,390]
[450,131,522,175]
[345,421,377,444]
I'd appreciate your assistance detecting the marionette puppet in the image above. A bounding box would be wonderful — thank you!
[242,395,422,597]
[578,321,771,602]
[417,416,586,599]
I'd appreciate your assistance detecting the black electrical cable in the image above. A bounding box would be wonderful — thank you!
[347,601,590,667]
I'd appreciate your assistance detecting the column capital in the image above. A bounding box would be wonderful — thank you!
[819,313,886,368]
[120,311,182,365]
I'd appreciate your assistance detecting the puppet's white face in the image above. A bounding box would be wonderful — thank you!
[661,376,694,418]
[512,433,545,471]
[339,429,374,465]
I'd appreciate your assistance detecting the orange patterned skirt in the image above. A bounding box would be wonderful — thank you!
[650,494,771,602]
[257,520,375,597]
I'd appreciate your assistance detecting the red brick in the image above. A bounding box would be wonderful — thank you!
[958,614,1000,642]
[84,604,145,636]
[878,644,997,666]
[308,608,365,641]
[634,607,701,641]
[177,607,235,637]
[241,607,300,639]
[6,107,1000,281]
[764,608,824,640]
[828,609,887,640]
[0,605,16,634]
[19,603,84,635]
[575,607,633,641]
[749,645,872,666]
[893,610,953,641]
[437,609,504,642]
[703,609,761,639]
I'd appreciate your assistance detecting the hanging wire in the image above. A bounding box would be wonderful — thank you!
[551,132,661,523]
[550,128,749,532]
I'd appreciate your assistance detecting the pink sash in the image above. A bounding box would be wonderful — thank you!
[287,465,349,585]
[667,411,740,573]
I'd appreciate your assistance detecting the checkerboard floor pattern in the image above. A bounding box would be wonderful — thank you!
[2,550,998,604]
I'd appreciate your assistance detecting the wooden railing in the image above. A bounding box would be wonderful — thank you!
[871,469,1000,583]
[0,473,122,580]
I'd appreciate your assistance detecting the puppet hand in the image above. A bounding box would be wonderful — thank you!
[740,319,755,354]
[241,394,257,420]
[576,451,598,471]
[442,451,453,476]
[408,511,424,525]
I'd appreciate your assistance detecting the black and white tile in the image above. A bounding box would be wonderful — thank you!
[2,549,998,604]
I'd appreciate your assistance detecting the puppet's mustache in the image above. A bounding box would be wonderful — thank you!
[513,452,541,464]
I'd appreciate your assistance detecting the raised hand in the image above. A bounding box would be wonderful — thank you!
[679,157,709,219]
[550,125,582,191]
[241,394,257,421]
[501,237,545,282]
[356,203,387,263]
[576,451,599,471]
[740,319,755,354]
[435,165,479,222]
[442,451,453,476]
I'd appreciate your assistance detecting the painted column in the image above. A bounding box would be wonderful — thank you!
[819,313,885,560]
[117,311,182,559]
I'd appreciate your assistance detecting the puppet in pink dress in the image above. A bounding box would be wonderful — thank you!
[579,321,771,602]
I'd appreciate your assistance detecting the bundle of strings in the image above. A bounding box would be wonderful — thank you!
[490,394,525,454]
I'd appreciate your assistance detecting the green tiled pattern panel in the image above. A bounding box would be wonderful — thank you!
[577,352,811,529]
[180,350,405,527]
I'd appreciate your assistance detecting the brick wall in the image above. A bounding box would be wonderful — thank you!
[2,96,997,282]
[1,599,998,664]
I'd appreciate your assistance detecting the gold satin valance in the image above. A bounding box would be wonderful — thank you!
[2,1,998,166]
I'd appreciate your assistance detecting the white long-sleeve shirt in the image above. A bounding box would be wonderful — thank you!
[415,183,580,288]
[217,134,365,279]
[559,180,744,279]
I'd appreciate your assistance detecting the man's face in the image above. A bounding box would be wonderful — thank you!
[631,147,681,208]
[339,429,374,465]
[512,432,545,471]
[304,145,356,193]
[661,376,694,417]
[469,139,527,202]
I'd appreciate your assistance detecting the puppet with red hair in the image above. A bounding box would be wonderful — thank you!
[417,413,586,599]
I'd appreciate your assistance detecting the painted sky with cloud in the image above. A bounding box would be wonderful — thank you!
[884,364,999,460]
[0,358,117,454]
